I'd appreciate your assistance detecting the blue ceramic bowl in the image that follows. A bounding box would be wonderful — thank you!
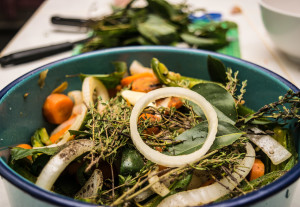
[0,46,299,207]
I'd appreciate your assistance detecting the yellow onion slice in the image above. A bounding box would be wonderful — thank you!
[130,87,218,167]
[158,142,255,207]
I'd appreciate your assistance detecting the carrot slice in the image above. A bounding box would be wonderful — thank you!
[168,97,183,109]
[50,124,72,143]
[121,72,155,86]
[131,76,160,92]
[249,158,265,181]
[139,113,161,122]
[16,144,32,160]
[43,93,74,124]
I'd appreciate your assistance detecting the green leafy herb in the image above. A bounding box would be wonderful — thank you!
[191,82,238,124]
[10,146,61,162]
[79,61,127,89]
[207,55,227,84]
[80,0,236,53]
[169,121,244,155]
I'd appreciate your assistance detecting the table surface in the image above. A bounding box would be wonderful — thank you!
[0,0,300,206]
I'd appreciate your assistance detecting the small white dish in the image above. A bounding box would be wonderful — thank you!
[259,0,300,61]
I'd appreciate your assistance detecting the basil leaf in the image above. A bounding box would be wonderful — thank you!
[10,146,61,162]
[137,15,177,45]
[191,83,237,124]
[207,55,227,84]
[79,61,127,89]
[169,121,244,155]
[180,33,227,50]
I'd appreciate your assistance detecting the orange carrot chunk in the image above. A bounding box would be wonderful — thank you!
[139,113,161,122]
[168,97,183,109]
[131,76,161,92]
[43,93,74,124]
[249,158,265,181]
[121,72,155,86]
[50,124,72,144]
[16,144,32,160]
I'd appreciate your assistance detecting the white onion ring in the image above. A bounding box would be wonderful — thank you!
[130,87,218,167]
[158,142,255,206]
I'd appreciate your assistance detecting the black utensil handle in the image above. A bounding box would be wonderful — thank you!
[0,42,73,67]
[51,16,89,27]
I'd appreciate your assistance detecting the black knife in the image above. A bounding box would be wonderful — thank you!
[0,37,90,67]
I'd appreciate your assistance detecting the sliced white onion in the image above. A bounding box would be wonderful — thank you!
[246,127,291,165]
[121,90,155,107]
[75,169,103,199]
[82,76,109,113]
[72,104,84,115]
[50,116,76,136]
[157,142,255,207]
[68,90,83,105]
[57,104,88,145]
[148,167,170,197]
[130,87,218,167]
[134,189,155,203]
[129,60,153,75]
[36,139,94,190]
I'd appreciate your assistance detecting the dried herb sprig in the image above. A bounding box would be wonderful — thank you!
[84,95,132,172]
[138,102,202,148]
[112,138,247,206]
[239,90,300,124]
[225,68,247,107]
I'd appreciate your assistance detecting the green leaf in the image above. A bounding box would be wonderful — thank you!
[169,121,244,155]
[79,61,127,89]
[191,83,238,124]
[207,55,227,84]
[137,15,177,45]
[146,0,177,19]
[180,33,227,50]
[10,146,61,162]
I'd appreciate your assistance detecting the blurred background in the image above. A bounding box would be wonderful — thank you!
[0,0,44,50]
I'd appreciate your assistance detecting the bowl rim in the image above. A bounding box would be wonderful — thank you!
[0,45,299,207]
[259,0,300,18]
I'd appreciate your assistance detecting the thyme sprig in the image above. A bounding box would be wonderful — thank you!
[84,95,132,172]
[138,102,202,148]
[225,68,247,107]
[239,90,300,124]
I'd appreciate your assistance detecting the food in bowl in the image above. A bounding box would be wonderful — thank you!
[7,55,299,206]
